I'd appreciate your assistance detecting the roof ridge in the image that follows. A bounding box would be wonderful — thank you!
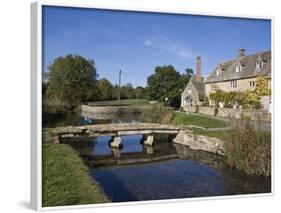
[218,50,271,66]
[205,49,271,83]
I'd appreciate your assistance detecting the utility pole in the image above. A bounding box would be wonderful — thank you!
[118,69,122,105]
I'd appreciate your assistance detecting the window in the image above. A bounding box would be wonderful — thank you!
[216,68,223,76]
[256,61,263,70]
[236,65,242,72]
[250,81,256,88]
[230,80,237,88]
[188,89,192,94]
[256,55,264,71]
[211,84,217,91]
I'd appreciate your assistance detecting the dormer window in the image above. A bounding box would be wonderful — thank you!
[235,60,243,73]
[236,65,242,72]
[216,68,223,76]
[256,56,263,70]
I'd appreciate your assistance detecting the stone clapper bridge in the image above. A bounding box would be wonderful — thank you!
[45,123,181,148]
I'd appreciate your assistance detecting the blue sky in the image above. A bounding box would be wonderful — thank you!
[43,6,271,87]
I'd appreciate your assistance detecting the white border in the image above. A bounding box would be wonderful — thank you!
[31,0,274,211]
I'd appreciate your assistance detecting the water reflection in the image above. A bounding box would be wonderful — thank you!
[63,134,271,202]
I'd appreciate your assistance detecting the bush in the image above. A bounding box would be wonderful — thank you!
[225,115,271,176]
[201,96,210,107]
[43,97,74,115]
[141,103,174,124]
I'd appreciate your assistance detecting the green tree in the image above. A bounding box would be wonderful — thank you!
[255,75,271,97]
[134,86,146,99]
[97,78,113,101]
[245,75,271,109]
[178,67,194,94]
[146,65,183,107]
[184,68,194,79]
[46,55,98,106]
[121,83,135,99]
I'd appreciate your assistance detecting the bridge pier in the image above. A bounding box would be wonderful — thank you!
[111,147,121,158]
[144,135,154,146]
[144,145,154,155]
[110,136,122,148]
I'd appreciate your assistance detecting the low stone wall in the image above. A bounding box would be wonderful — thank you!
[216,108,242,118]
[81,104,146,115]
[183,106,271,121]
[173,130,225,155]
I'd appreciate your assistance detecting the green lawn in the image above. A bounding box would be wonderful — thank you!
[88,99,149,107]
[185,127,230,140]
[42,144,109,207]
[172,112,227,128]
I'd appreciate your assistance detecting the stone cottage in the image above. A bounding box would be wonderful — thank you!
[204,48,271,109]
[181,56,205,108]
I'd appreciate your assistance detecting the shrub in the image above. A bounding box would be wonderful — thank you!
[141,103,174,124]
[201,96,210,107]
[43,97,74,115]
[225,115,271,176]
[198,92,205,102]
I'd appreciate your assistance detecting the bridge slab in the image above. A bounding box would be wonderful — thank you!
[110,136,122,148]
[144,135,154,146]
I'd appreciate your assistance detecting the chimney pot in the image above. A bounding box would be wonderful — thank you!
[238,48,246,57]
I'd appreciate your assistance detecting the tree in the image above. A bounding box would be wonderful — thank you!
[121,83,135,99]
[97,78,113,101]
[134,86,146,99]
[178,67,194,94]
[111,85,120,100]
[255,75,271,97]
[184,68,194,79]
[245,75,271,109]
[46,55,98,106]
[146,65,183,107]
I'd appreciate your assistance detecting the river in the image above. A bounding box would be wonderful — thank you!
[55,112,271,203]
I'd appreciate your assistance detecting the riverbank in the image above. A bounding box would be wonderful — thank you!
[88,99,150,107]
[171,112,271,177]
[42,143,109,207]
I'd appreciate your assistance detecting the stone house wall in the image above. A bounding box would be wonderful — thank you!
[205,77,257,98]
[181,82,202,107]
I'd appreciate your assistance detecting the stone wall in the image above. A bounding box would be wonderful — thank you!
[183,106,271,121]
[173,130,225,155]
[183,106,214,116]
[81,104,146,115]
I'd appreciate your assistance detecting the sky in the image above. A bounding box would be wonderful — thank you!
[42,6,271,87]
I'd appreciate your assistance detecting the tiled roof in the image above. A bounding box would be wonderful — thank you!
[205,50,271,83]
[191,78,205,93]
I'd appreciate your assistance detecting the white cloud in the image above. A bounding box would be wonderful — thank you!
[144,29,196,61]
[144,40,153,46]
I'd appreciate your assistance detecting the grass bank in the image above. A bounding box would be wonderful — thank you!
[42,144,109,207]
[184,127,230,140]
[171,112,227,128]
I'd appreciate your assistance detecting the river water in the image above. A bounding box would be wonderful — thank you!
[59,112,271,203]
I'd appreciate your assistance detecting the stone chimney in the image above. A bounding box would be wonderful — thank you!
[238,48,246,57]
[196,56,201,82]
